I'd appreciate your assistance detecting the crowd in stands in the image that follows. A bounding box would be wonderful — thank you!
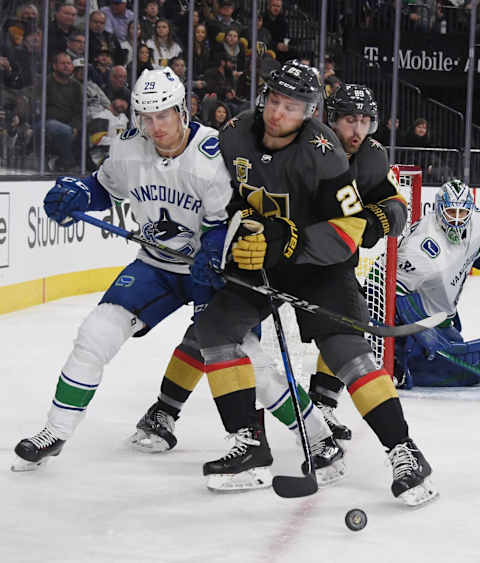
[0,0,477,175]
[1,0,317,172]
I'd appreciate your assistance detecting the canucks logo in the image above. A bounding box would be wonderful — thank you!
[199,135,220,158]
[421,237,440,258]
[143,208,194,261]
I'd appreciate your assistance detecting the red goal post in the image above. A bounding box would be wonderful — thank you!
[358,164,422,376]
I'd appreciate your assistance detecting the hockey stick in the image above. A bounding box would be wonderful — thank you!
[72,212,447,338]
[436,350,480,380]
[260,270,318,498]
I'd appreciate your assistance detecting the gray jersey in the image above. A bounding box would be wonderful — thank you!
[396,211,480,317]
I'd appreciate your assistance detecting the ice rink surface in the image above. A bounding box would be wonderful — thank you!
[2,278,480,563]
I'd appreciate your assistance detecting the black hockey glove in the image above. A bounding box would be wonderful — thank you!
[357,203,390,249]
[232,209,301,270]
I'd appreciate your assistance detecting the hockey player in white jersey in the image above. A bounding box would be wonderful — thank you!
[395,178,480,387]
[12,68,236,471]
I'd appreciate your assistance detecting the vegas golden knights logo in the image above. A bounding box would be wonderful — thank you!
[233,157,252,183]
[239,183,290,218]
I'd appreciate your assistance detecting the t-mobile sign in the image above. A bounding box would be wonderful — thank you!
[0,193,10,268]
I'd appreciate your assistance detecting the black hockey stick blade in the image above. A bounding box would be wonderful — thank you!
[273,472,318,498]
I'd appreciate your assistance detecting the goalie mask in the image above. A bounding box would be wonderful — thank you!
[325,84,378,134]
[131,68,189,136]
[435,179,474,244]
[257,59,322,120]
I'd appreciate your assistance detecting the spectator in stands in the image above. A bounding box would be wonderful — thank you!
[146,18,183,68]
[70,0,87,29]
[104,64,129,100]
[324,55,336,78]
[404,117,433,148]
[88,88,129,167]
[244,12,273,57]
[141,1,160,41]
[324,74,342,98]
[16,3,40,33]
[204,52,235,98]
[66,32,86,62]
[127,44,154,79]
[170,55,186,82]
[89,48,113,92]
[374,116,406,146]
[206,100,231,130]
[101,0,134,43]
[72,57,111,120]
[4,110,32,166]
[193,23,211,83]
[262,0,292,62]
[235,55,269,101]
[48,3,78,60]
[1,27,42,97]
[120,20,142,65]
[206,0,242,47]
[223,86,247,115]
[46,52,82,170]
[190,92,203,124]
[216,27,247,81]
[89,10,124,65]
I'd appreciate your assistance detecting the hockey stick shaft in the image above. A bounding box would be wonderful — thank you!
[72,212,447,338]
[436,350,480,380]
[260,270,318,497]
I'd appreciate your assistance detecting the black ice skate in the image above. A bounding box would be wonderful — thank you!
[130,401,177,453]
[388,439,439,506]
[12,427,65,472]
[203,426,273,491]
[309,390,352,441]
[302,435,346,486]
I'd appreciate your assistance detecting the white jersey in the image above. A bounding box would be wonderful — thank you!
[97,122,232,274]
[396,211,480,318]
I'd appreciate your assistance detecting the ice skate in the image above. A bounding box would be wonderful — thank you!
[203,426,273,492]
[129,402,177,453]
[388,439,439,507]
[12,427,65,472]
[301,435,346,486]
[318,403,352,441]
[309,389,352,441]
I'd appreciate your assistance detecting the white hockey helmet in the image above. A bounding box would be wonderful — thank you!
[131,68,189,134]
[435,179,474,244]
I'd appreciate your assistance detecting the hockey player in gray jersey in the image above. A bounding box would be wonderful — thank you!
[306,85,407,435]
[395,178,480,387]
[193,62,437,506]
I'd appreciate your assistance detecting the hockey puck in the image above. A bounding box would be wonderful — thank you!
[345,508,367,531]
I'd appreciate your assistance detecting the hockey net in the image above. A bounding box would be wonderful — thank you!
[261,164,422,384]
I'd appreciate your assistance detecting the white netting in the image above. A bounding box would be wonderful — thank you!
[261,166,421,383]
